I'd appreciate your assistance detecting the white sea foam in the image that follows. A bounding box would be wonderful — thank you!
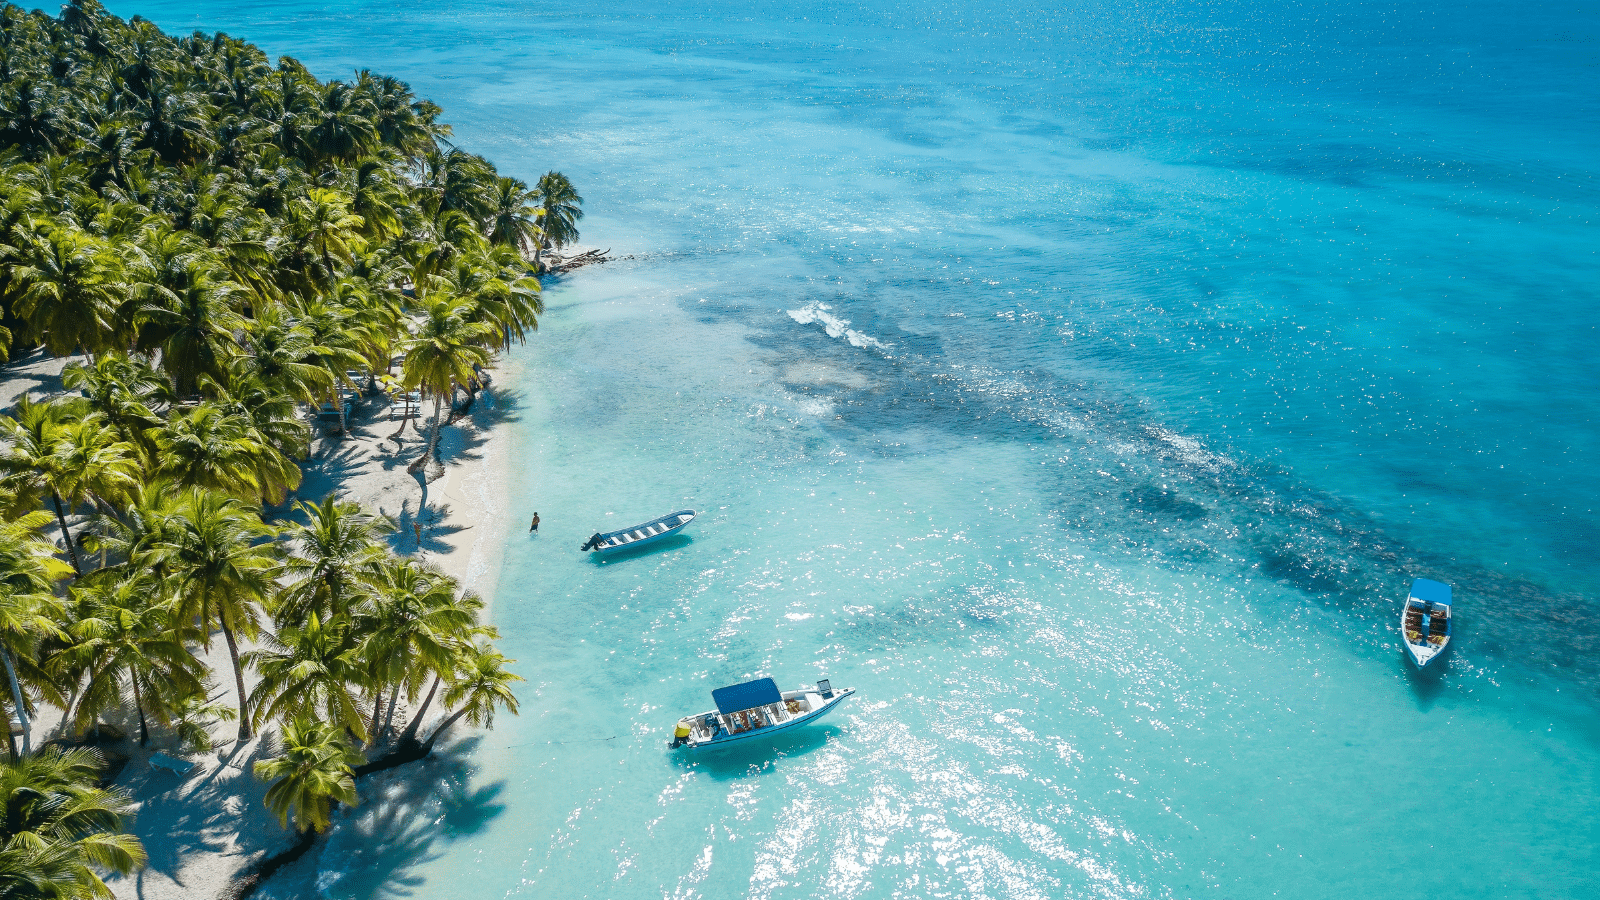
[786,302,891,351]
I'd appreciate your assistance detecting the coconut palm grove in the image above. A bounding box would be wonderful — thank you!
[0,1,574,894]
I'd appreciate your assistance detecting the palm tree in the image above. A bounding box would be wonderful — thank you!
[401,292,493,474]
[51,415,141,519]
[355,558,477,744]
[246,612,367,741]
[197,373,307,501]
[0,512,72,758]
[414,148,495,223]
[302,81,377,169]
[55,572,205,745]
[280,188,365,290]
[80,479,182,578]
[419,641,521,754]
[276,494,392,625]
[60,354,168,463]
[531,170,582,269]
[452,246,543,350]
[132,256,246,397]
[6,224,126,356]
[239,305,334,405]
[151,403,270,501]
[484,176,543,256]
[290,295,371,434]
[0,747,146,896]
[253,716,361,834]
[0,398,136,576]
[154,489,278,742]
[345,157,406,241]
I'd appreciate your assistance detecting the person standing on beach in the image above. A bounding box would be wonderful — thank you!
[530,512,540,532]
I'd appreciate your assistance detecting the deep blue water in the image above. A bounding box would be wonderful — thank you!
[115,0,1600,896]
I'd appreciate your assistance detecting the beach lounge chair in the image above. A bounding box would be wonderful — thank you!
[149,752,196,777]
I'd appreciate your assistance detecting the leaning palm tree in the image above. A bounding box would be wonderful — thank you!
[153,489,278,742]
[253,716,361,834]
[401,292,494,474]
[0,746,146,896]
[531,170,582,269]
[0,512,72,758]
[419,641,521,755]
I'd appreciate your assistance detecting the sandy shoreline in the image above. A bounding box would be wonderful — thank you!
[0,348,520,900]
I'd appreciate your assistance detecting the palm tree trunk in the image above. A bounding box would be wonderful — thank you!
[420,706,469,755]
[220,613,252,741]
[380,682,401,739]
[366,689,383,748]
[2,650,30,757]
[397,675,440,745]
[131,674,150,747]
[388,397,414,440]
[50,491,83,576]
[407,396,444,474]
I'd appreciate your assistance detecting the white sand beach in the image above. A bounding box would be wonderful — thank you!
[0,348,519,900]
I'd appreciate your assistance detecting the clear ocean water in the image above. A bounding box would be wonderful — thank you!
[118,0,1600,896]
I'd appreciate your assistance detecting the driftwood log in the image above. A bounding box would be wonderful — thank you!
[543,248,623,274]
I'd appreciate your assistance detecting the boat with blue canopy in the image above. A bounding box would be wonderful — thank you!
[580,509,695,555]
[1401,578,1452,668]
[670,676,854,750]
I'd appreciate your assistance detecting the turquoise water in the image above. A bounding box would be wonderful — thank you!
[119,0,1600,896]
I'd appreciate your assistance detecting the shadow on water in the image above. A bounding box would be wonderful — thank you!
[587,533,693,563]
[668,725,842,781]
[1403,652,1452,711]
[317,738,506,900]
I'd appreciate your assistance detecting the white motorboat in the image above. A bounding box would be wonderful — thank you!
[1401,577,1452,668]
[670,677,853,750]
[581,509,695,554]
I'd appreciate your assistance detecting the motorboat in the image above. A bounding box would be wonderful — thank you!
[1401,577,1452,668]
[670,677,853,750]
[580,509,695,554]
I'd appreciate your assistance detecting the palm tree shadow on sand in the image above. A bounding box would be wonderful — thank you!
[667,725,843,782]
[313,737,507,900]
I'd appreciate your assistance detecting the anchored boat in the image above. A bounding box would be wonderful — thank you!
[670,677,854,750]
[580,509,695,554]
[1401,577,1452,668]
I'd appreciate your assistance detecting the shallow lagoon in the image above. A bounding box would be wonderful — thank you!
[117,0,1600,896]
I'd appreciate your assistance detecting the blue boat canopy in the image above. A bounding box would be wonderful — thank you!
[1409,578,1452,606]
[713,678,782,715]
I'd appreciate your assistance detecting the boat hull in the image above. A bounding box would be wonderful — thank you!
[680,687,854,751]
[588,509,696,554]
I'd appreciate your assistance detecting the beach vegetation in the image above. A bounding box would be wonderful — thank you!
[0,1,556,889]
